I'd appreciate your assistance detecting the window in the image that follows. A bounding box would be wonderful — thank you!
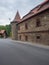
[25,36,28,41]
[36,19,41,27]
[25,23,28,29]
[18,26,20,30]
[19,35,21,40]
[36,36,40,39]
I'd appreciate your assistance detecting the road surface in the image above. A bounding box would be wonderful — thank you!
[0,39,49,65]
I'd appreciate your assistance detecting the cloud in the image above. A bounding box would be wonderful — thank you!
[0,0,45,25]
[0,18,9,25]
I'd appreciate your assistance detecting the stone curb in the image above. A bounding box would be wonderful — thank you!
[12,40,49,50]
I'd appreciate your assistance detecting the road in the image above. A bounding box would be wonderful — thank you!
[0,39,49,65]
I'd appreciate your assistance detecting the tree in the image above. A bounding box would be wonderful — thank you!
[0,24,11,37]
[5,24,11,36]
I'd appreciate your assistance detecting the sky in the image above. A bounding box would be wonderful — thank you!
[0,0,45,25]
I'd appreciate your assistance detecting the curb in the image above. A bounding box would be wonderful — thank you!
[12,40,49,50]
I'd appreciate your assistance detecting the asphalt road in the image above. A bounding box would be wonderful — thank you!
[0,39,49,65]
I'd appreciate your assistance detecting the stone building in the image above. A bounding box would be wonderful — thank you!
[11,11,21,40]
[11,0,49,45]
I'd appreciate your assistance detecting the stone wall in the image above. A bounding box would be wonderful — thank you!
[18,9,49,45]
[18,9,49,32]
[11,22,18,40]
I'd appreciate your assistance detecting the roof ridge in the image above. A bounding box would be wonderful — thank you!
[22,0,49,19]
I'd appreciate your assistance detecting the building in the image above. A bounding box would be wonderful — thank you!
[11,0,49,45]
[11,11,21,40]
[0,30,7,38]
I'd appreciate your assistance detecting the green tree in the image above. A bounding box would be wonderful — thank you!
[0,24,11,37]
[5,24,11,36]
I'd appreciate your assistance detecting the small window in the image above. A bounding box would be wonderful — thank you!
[25,23,28,29]
[25,36,28,41]
[18,26,20,30]
[19,35,21,40]
[36,19,41,27]
[36,36,40,39]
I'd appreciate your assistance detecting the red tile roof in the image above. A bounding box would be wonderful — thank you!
[0,30,6,34]
[12,0,49,24]
[21,0,49,22]
[13,11,21,23]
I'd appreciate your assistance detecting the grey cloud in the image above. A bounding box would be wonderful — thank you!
[0,0,45,25]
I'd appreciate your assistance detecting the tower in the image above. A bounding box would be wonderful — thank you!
[11,11,21,40]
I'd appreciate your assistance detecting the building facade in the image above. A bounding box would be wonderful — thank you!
[11,0,49,45]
